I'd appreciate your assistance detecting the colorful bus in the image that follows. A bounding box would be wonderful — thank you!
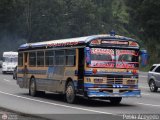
[17,34,147,104]
[2,51,18,74]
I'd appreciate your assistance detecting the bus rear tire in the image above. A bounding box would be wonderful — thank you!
[109,97,122,105]
[65,81,76,104]
[29,78,38,97]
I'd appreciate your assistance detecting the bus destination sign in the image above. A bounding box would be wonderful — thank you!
[90,39,129,46]
[101,40,128,45]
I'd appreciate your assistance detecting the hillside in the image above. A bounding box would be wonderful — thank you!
[0,0,159,68]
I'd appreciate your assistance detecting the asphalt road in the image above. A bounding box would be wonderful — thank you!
[0,69,160,120]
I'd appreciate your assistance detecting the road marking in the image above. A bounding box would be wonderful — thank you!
[141,93,150,96]
[139,86,149,89]
[139,75,147,78]
[3,79,10,82]
[137,102,160,107]
[0,91,113,115]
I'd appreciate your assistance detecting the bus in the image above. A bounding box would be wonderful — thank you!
[2,51,18,74]
[17,34,148,104]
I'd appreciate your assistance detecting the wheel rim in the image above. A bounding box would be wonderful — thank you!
[150,82,155,91]
[66,85,74,102]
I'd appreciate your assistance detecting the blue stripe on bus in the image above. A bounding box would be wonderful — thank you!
[83,83,137,89]
[84,83,107,88]
[18,69,47,74]
[18,69,137,76]
[75,70,137,76]
[87,89,141,97]
[17,77,78,89]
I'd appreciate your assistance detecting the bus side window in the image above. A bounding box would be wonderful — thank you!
[18,53,23,66]
[66,49,76,66]
[45,50,54,66]
[55,50,65,66]
[37,51,44,66]
[29,52,36,67]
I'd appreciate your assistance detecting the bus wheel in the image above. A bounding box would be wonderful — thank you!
[109,97,122,105]
[65,81,76,104]
[149,80,158,92]
[29,78,37,97]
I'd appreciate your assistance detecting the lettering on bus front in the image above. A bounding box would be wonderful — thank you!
[89,48,139,68]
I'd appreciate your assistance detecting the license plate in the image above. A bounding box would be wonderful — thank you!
[113,89,119,93]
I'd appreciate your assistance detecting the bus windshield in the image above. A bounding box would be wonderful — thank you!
[90,48,139,68]
[3,57,18,63]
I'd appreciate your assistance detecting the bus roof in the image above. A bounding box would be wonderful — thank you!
[18,34,139,51]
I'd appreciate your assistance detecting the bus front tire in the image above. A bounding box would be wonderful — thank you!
[109,97,122,105]
[29,78,37,97]
[65,81,76,104]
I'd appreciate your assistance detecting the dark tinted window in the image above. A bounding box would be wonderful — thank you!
[45,50,54,66]
[91,54,112,61]
[150,65,156,71]
[37,51,44,66]
[29,52,36,66]
[18,53,23,66]
[155,66,160,73]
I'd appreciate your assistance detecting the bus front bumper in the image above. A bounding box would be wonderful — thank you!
[2,67,14,72]
[86,88,141,98]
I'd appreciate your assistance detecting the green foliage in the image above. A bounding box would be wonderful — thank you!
[126,0,160,67]
[0,0,160,68]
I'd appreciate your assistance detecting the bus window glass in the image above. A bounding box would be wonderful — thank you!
[3,57,18,63]
[55,50,65,65]
[90,48,114,68]
[116,49,139,68]
[29,52,36,66]
[18,53,23,66]
[66,50,75,66]
[45,50,54,66]
[37,51,44,66]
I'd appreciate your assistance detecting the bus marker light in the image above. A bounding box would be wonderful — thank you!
[92,69,97,74]
[132,69,137,75]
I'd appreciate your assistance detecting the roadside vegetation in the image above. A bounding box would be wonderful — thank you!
[0,0,159,70]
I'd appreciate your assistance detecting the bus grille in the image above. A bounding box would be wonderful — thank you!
[107,75,123,85]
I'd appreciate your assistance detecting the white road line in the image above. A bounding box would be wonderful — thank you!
[139,86,149,89]
[141,93,150,96]
[0,91,113,115]
[137,102,160,107]
[139,76,147,78]
[3,79,10,82]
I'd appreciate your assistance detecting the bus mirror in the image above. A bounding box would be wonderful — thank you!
[85,47,91,65]
[140,50,148,67]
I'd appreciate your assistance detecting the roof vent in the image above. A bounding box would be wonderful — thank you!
[109,30,116,36]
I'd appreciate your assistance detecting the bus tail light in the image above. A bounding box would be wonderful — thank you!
[132,69,137,75]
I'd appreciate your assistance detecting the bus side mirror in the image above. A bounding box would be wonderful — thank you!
[140,50,148,67]
[85,47,91,65]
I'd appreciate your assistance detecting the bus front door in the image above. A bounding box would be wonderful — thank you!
[78,48,84,93]
[23,52,29,88]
